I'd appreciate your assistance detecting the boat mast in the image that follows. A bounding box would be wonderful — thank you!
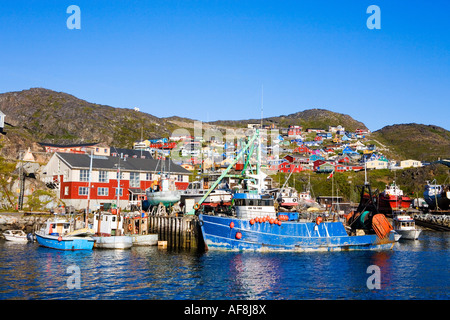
[86,149,93,228]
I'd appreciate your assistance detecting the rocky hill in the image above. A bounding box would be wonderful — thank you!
[371,124,450,162]
[0,88,449,164]
[209,108,368,132]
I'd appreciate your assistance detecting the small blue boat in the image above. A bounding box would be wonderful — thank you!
[35,219,94,251]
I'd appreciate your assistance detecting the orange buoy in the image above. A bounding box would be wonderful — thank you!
[230,222,235,229]
[58,236,62,242]
[250,219,255,225]
[269,218,274,224]
[277,220,282,226]
[235,232,242,240]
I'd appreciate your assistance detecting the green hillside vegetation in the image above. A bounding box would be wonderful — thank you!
[371,124,450,162]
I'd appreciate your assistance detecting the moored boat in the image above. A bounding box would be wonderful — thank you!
[92,212,132,249]
[392,212,422,240]
[371,181,412,214]
[423,181,450,211]
[196,129,395,251]
[3,230,28,242]
[146,176,181,207]
[35,219,95,250]
[123,214,158,246]
[276,187,299,209]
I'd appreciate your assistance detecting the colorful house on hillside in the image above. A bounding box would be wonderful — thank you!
[293,145,312,154]
[342,146,359,155]
[365,155,389,169]
[316,162,335,173]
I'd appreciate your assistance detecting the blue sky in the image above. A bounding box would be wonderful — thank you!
[0,0,449,131]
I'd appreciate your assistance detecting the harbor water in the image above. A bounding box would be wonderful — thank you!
[0,231,448,300]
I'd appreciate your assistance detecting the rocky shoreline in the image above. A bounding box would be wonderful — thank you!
[0,213,88,238]
[412,213,450,230]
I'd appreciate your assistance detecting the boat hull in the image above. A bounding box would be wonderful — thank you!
[3,231,28,242]
[35,232,94,250]
[147,191,181,206]
[395,229,422,240]
[199,214,395,251]
[130,234,158,246]
[424,193,450,210]
[92,236,133,249]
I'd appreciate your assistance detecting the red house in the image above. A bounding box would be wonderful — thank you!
[293,145,312,154]
[43,152,190,211]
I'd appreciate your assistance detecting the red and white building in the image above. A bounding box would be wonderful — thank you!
[43,152,190,211]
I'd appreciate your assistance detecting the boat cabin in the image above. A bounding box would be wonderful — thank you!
[44,219,71,236]
[93,212,125,236]
[393,215,416,230]
[233,192,277,219]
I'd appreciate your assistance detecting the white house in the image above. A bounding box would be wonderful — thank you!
[400,159,423,169]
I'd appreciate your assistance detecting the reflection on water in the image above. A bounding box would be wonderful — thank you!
[0,231,448,300]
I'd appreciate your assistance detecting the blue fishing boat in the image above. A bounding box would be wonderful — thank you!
[423,180,450,210]
[199,192,395,251]
[191,129,395,251]
[35,219,95,251]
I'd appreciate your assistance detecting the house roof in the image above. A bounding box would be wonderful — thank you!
[39,142,99,148]
[56,152,190,174]
[110,147,153,159]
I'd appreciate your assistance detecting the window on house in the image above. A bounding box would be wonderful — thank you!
[99,171,108,183]
[129,172,140,188]
[115,188,123,196]
[80,170,90,182]
[146,173,152,181]
[178,175,183,182]
[64,186,69,196]
[78,187,89,195]
[97,187,108,196]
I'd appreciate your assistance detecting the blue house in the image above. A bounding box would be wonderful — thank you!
[309,154,325,162]
[342,146,358,155]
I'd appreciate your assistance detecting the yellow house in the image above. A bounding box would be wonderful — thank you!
[366,159,388,170]
[400,159,422,168]
[333,137,341,143]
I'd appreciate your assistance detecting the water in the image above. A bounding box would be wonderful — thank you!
[0,231,448,300]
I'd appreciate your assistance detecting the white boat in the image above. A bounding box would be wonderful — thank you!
[123,215,158,246]
[92,212,133,249]
[181,181,232,212]
[393,213,422,240]
[276,187,299,208]
[390,230,402,242]
[3,230,28,242]
[146,176,181,206]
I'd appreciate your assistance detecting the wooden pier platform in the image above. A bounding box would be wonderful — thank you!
[148,215,202,250]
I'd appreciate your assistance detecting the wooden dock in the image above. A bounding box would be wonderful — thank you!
[148,215,202,250]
